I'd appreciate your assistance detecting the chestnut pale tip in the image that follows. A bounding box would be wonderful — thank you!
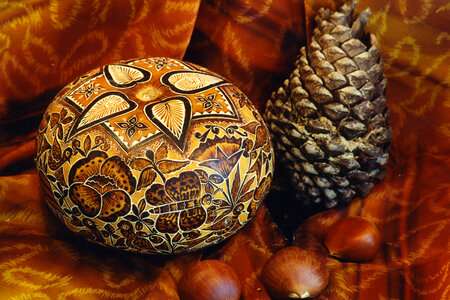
[261,247,329,299]
[289,291,311,298]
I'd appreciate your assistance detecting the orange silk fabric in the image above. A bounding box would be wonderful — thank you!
[0,0,449,299]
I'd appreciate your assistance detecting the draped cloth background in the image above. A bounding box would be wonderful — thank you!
[0,0,449,299]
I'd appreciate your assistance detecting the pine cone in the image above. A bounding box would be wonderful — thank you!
[264,1,392,209]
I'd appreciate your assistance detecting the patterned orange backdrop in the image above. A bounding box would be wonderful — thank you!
[0,0,449,299]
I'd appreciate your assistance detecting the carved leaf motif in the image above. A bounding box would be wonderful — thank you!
[157,160,190,174]
[110,65,144,83]
[172,232,182,242]
[254,175,272,201]
[149,235,163,244]
[205,182,214,194]
[132,204,139,216]
[137,167,157,190]
[130,158,153,171]
[39,114,49,132]
[57,125,64,140]
[241,121,259,134]
[60,108,67,120]
[143,219,155,226]
[79,94,131,127]
[55,168,67,187]
[135,222,143,231]
[40,136,51,154]
[84,135,91,154]
[52,138,62,161]
[61,116,73,125]
[254,125,268,150]
[105,64,150,87]
[104,224,115,233]
[231,166,241,201]
[194,169,209,183]
[209,174,224,184]
[145,97,192,151]
[50,113,59,128]
[138,198,146,214]
[146,150,155,162]
[247,199,258,219]
[238,191,253,203]
[155,143,168,162]
[249,151,263,182]
[240,176,255,198]
[125,215,139,222]
[151,99,186,139]
[168,72,223,92]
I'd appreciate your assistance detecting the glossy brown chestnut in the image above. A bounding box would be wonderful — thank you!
[295,231,329,258]
[325,216,381,262]
[178,259,241,300]
[261,246,329,299]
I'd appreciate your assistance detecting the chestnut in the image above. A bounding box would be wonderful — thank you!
[325,216,381,262]
[178,259,241,300]
[261,246,329,299]
[295,231,328,258]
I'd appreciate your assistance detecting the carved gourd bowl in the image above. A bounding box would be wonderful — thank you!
[35,57,274,254]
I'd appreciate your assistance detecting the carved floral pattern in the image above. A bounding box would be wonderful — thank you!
[36,57,274,254]
[67,151,134,222]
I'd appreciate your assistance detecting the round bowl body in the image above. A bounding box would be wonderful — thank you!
[35,57,274,254]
